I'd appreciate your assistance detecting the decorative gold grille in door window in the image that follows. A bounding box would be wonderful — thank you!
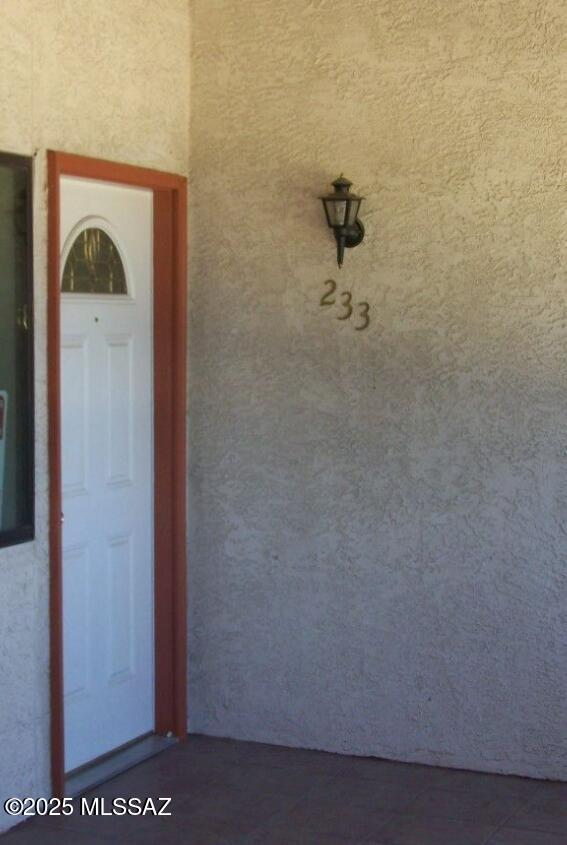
[62,228,127,294]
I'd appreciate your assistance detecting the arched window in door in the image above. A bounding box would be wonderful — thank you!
[62,227,127,294]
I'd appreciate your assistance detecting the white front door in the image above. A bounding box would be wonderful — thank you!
[60,176,154,772]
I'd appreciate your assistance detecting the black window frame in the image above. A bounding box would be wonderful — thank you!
[0,151,35,548]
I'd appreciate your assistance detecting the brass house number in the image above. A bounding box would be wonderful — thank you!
[320,279,370,331]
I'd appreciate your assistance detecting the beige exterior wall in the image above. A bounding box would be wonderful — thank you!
[3,0,567,828]
[0,1,189,830]
[189,0,567,779]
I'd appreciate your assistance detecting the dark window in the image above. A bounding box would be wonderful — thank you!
[62,227,127,294]
[0,153,34,547]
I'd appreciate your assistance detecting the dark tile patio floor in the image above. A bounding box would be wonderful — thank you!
[3,735,567,844]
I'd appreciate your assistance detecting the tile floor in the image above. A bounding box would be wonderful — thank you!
[3,735,567,844]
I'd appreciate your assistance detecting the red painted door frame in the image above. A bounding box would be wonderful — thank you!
[47,151,188,796]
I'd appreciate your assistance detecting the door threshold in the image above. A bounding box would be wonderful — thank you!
[65,734,177,797]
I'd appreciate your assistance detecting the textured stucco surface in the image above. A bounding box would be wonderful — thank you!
[189,0,567,780]
[0,1,189,831]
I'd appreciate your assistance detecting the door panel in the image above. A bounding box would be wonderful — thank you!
[106,337,133,486]
[107,532,135,681]
[60,177,154,772]
[61,337,88,496]
[62,544,89,699]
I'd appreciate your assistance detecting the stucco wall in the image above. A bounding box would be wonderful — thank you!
[0,0,189,831]
[189,0,567,780]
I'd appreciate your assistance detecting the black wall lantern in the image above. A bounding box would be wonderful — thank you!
[319,176,365,268]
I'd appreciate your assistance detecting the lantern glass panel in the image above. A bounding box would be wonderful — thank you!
[346,198,361,226]
[326,199,347,227]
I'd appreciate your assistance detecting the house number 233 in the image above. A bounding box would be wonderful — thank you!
[320,279,370,331]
